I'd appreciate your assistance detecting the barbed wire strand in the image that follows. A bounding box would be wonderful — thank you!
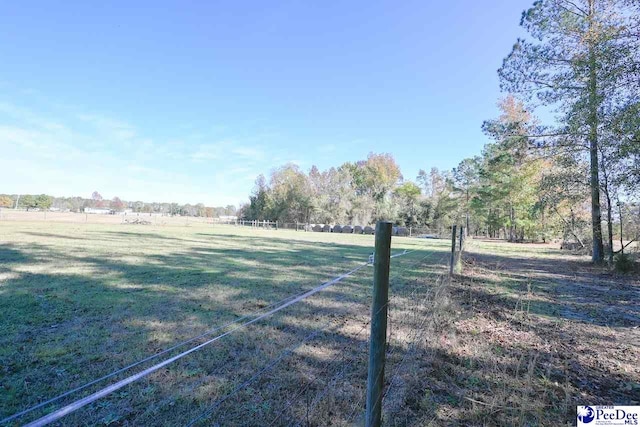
[9,247,420,427]
[275,251,434,426]
[286,250,444,426]
[20,260,377,427]
[381,272,449,407]
[0,290,317,425]
[371,257,451,421]
[4,246,412,425]
[143,291,367,423]
[300,251,444,425]
[269,251,426,427]
[349,252,450,424]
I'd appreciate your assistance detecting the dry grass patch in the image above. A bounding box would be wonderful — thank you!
[394,239,640,426]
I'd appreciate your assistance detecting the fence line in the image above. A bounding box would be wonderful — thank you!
[174,250,418,423]
[350,227,466,424]
[381,271,448,407]
[284,249,448,426]
[267,250,436,426]
[304,255,445,426]
[0,211,445,239]
[353,251,452,424]
[218,219,440,238]
[15,248,425,427]
[183,286,393,427]
[22,261,372,427]
[374,229,464,423]
[153,276,396,426]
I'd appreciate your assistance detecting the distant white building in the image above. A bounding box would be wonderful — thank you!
[84,208,113,214]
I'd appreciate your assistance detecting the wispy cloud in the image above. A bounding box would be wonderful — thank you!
[77,113,138,140]
[190,141,227,161]
[190,141,266,164]
[0,97,291,205]
[316,143,337,154]
[231,145,265,161]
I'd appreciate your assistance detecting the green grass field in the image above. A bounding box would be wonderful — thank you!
[0,221,450,426]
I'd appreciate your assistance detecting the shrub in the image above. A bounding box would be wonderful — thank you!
[614,253,635,273]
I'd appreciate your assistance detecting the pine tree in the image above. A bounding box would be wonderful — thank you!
[499,0,640,262]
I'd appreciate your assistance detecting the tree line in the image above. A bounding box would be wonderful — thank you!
[243,0,640,264]
[0,191,237,218]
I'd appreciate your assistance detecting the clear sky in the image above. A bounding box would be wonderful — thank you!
[0,0,534,206]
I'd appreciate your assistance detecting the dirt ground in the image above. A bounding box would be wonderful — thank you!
[393,239,640,426]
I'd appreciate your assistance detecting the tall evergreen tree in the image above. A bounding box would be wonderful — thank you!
[499,0,640,262]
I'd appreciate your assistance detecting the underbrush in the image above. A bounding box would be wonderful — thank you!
[396,239,640,426]
[614,252,636,273]
[391,271,574,425]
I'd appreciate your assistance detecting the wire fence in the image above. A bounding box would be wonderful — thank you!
[219,219,442,238]
[2,225,467,427]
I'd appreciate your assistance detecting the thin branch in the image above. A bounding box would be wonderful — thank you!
[562,0,588,17]
[558,3,584,18]
[613,237,639,254]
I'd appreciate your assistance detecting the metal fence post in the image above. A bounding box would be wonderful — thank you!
[365,221,392,427]
[449,225,457,277]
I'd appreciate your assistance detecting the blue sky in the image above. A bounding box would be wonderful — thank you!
[0,0,534,206]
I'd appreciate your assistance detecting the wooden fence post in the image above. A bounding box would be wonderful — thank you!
[365,221,393,427]
[449,225,457,278]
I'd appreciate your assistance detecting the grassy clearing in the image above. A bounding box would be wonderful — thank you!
[0,221,450,426]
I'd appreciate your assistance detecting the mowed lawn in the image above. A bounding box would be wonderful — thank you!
[0,221,450,426]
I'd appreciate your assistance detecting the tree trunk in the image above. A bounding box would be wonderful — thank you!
[618,201,624,255]
[541,205,546,243]
[465,189,470,235]
[606,195,614,265]
[588,1,605,263]
[509,205,515,242]
[600,156,614,264]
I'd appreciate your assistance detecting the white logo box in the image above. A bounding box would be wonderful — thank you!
[577,406,639,426]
